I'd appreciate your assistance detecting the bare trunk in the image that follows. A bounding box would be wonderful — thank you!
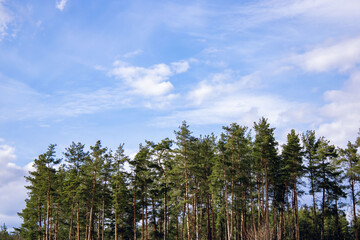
[145,194,148,240]
[230,151,235,240]
[181,204,185,240]
[152,197,157,236]
[265,165,270,240]
[311,186,318,238]
[211,198,215,240]
[294,180,299,240]
[257,178,262,239]
[164,192,167,240]
[186,178,191,240]
[321,161,325,240]
[76,201,80,240]
[55,212,59,240]
[206,193,210,240]
[241,195,246,240]
[102,199,105,240]
[134,186,137,240]
[69,202,75,240]
[46,189,50,240]
[88,171,97,240]
[250,185,256,240]
[97,210,101,240]
[335,198,341,239]
[38,196,42,240]
[176,215,179,240]
[225,171,231,240]
[142,196,145,240]
[352,179,359,240]
[279,203,283,240]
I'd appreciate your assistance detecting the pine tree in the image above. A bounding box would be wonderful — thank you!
[112,144,130,240]
[253,118,278,240]
[302,130,320,238]
[64,142,89,240]
[174,121,196,240]
[19,144,61,240]
[86,140,107,240]
[315,138,338,240]
[340,140,360,240]
[282,129,303,240]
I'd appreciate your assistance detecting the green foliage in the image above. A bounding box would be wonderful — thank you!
[17,118,357,240]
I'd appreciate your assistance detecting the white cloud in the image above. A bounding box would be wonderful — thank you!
[187,70,260,105]
[109,60,189,97]
[317,71,360,147]
[294,37,360,72]
[157,70,304,128]
[0,140,29,229]
[171,61,190,73]
[230,0,360,30]
[158,93,297,129]
[56,0,69,11]
[123,49,143,58]
[0,0,12,40]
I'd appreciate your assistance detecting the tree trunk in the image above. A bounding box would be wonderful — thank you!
[195,190,199,240]
[206,193,210,240]
[164,192,167,240]
[352,179,359,240]
[256,178,262,239]
[294,179,299,240]
[38,196,42,240]
[321,160,326,240]
[115,201,118,240]
[152,197,157,236]
[335,198,341,239]
[311,185,318,238]
[102,199,105,240]
[46,188,50,240]
[225,171,231,240]
[142,195,145,240]
[321,179,325,240]
[145,194,148,240]
[97,210,101,240]
[69,202,75,240]
[265,164,270,240]
[230,151,235,240]
[88,171,97,240]
[279,203,284,240]
[185,157,191,240]
[211,198,215,240]
[182,204,185,240]
[76,201,80,240]
[310,167,318,238]
[134,186,137,240]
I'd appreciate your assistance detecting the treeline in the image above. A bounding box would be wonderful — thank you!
[1,223,20,239]
[17,118,360,240]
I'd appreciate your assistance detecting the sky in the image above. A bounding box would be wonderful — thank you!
[1,0,360,230]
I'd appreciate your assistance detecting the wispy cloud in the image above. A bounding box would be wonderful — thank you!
[228,0,360,30]
[0,0,12,40]
[56,87,131,117]
[56,0,69,11]
[123,49,142,58]
[293,37,360,72]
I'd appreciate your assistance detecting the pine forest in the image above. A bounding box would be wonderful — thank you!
[15,118,360,240]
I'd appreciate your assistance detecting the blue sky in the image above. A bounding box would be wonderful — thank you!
[1,0,360,229]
